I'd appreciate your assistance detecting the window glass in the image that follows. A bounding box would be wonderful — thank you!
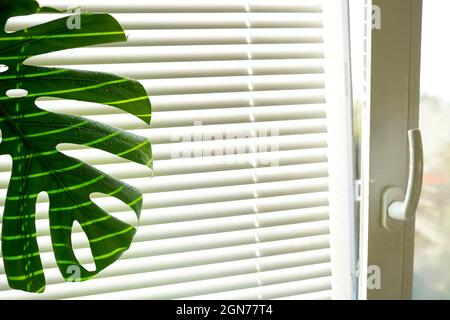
[413,0,450,300]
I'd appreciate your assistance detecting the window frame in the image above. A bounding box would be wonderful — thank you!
[358,0,423,300]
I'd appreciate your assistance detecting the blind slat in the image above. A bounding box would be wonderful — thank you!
[105,104,326,128]
[37,102,325,122]
[30,189,329,222]
[38,1,250,12]
[28,201,329,239]
[69,273,332,300]
[60,119,327,143]
[0,175,329,208]
[27,44,324,65]
[38,0,323,13]
[2,162,327,191]
[138,74,324,96]
[0,148,328,173]
[38,96,325,116]
[23,220,330,255]
[112,162,328,194]
[95,29,323,47]
[52,133,327,165]
[185,276,331,300]
[273,290,332,300]
[7,13,322,31]
[46,59,323,79]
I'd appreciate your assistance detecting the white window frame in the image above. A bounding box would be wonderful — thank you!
[358,0,423,299]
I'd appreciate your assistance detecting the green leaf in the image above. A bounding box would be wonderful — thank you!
[0,0,152,293]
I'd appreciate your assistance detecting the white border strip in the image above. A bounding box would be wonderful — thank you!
[322,0,357,300]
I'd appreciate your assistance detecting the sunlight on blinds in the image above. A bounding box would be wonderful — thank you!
[0,0,355,299]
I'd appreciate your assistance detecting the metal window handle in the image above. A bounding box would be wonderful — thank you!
[382,129,424,228]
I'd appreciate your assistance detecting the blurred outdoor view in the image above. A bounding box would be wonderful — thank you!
[413,0,450,300]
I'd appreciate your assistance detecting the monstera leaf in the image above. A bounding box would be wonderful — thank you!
[0,0,152,293]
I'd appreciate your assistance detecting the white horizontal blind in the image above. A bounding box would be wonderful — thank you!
[0,0,356,299]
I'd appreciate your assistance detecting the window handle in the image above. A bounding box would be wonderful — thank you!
[382,129,424,228]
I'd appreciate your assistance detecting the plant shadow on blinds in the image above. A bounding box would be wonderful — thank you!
[0,0,355,299]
